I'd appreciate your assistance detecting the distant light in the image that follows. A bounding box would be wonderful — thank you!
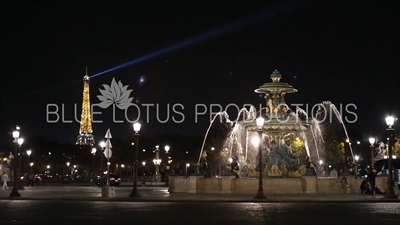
[252,136,260,148]
[17,138,24,146]
[256,117,264,127]
[385,116,395,127]
[369,137,375,145]
[100,141,106,148]
[133,122,141,133]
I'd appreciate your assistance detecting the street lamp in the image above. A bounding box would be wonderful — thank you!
[129,122,141,198]
[185,163,190,176]
[369,137,375,169]
[99,141,106,186]
[29,162,34,167]
[354,155,359,161]
[16,137,24,190]
[164,145,170,187]
[91,147,97,180]
[385,116,397,199]
[153,145,161,182]
[254,117,266,199]
[9,125,22,197]
[142,161,146,185]
[27,149,32,173]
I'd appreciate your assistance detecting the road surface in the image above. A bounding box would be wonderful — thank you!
[0,200,399,225]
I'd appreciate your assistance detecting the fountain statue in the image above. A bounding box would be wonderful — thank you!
[239,69,314,177]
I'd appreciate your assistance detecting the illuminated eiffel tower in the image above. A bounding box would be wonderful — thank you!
[76,67,95,146]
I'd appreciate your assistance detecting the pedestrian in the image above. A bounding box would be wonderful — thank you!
[2,172,10,190]
[367,168,377,195]
[28,173,35,186]
[329,168,338,178]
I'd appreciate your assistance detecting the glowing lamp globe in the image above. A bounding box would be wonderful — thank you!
[256,117,264,127]
[385,116,395,127]
[99,141,105,148]
[369,137,375,145]
[252,136,260,148]
[164,145,170,153]
[12,130,20,139]
[17,138,24,146]
[133,122,141,133]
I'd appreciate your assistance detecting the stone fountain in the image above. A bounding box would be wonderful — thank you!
[240,69,315,178]
[167,70,383,195]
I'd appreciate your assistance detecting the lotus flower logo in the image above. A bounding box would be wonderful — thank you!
[97,78,134,110]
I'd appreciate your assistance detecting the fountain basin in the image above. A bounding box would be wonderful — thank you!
[168,176,389,195]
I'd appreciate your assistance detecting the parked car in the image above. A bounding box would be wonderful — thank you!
[95,174,121,186]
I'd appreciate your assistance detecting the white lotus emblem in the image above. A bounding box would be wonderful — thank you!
[97,78,134,110]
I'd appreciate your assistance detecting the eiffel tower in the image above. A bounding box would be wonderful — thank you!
[76,67,95,146]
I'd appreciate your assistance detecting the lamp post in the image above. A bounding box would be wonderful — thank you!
[16,138,24,190]
[385,116,397,199]
[185,163,190,177]
[164,145,170,187]
[368,137,375,170]
[129,122,141,198]
[26,150,32,173]
[91,147,97,181]
[254,117,266,199]
[99,141,106,187]
[9,126,22,197]
[153,145,161,182]
[142,161,146,185]
[106,162,111,186]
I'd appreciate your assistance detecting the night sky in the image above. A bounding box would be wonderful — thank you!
[1,1,399,146]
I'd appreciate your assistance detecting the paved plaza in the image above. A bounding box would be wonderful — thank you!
[0,200,399,225]
[0,185,399,225]
[0,185,399,202]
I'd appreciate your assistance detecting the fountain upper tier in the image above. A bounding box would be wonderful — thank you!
[242,69,313,134]
[255,69,297,95]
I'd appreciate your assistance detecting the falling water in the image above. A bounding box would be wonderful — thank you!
[245,131,249,160]
[197,101,354,171]
[300,131,311,157]
[198,111,232,164]
[309,127,321,160]
[323,101,354,159]
[197,106,257,164]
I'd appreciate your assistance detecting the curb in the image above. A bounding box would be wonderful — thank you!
[1,197,399,203]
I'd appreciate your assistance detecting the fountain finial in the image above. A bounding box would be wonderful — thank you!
[271,69,282,83]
